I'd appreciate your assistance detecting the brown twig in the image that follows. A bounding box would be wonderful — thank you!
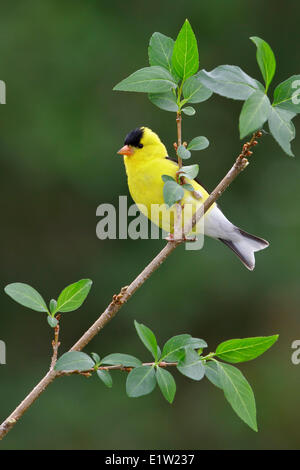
[176,111,182,168]
[0,131,262,441]
[60,361,178,376]
[50,315,61,370]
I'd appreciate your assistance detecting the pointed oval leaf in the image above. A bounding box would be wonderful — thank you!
[205,361,223,389]
[49,299,57,314]
[216,335,279,363]
[182,183,194,191]
[189,338,208,350]
[134,320,158,360]
[47,316,58,328]
[218,362,257,432]
[197,65,261,100]
[177,145,191,160]
[183,74,212,103]
[148,32,174,74]
[162,174,176,183]
[156,367,176,403]
[91,352,100,364]
[239,90,271,139]
[56,279,92,313]
[178,164,199,180]
[113,66,177,93]
[250,37,276,92]
[126,366,156,398]
[4,283,48,313]
[161,334,192,361]
[97,369,113,388]
[182,106,196,116]
[273,75,300,113]
[177,348,205,381]
[270,108,296,154]
[187,136,209,151]
[163,180,184,207]
[101,353,142,368]
[172,19,199,81]
[55,351,95,371]
[149,91,179,112]
[269,107,296,157]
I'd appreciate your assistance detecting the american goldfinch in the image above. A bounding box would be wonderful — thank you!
[118,126,269,270]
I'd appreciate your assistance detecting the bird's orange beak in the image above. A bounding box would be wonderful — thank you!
[117,145,134,156]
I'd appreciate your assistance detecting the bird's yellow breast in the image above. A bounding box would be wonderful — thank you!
[124,156,212,233]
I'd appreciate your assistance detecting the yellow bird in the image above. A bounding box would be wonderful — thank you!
[118,126,269,270]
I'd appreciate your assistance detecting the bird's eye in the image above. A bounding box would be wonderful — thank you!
[137,143,143,148]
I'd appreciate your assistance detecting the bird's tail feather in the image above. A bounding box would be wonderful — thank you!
[219,228,269,271]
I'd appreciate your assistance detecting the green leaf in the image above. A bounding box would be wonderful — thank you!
[197,65,261,100]
[55,351,95,371]
[250,36,276,92]
[273,75,300,113]
[161,334,193,361]
[178,164,199,180]
[49,299,57,314]
[162,174,176,183]
[55,279,92,313]
[187,136,209,151]
[172,19,199,81]
[149,91,179,112]
[97,369,113,388]
[113,66,177,93]
[91,352,100,364]
[156,367,176,403]
[182,106,196,116]
[216,335,279,363]
[177,348,205,381]
[163,180,184,207]
[205,361,223,389]
[182,183,194,191]
[183,73,212,103]
[126,366,156,397]
[239,90,271,139]
[101,353,142,368]
[189,338,208,350]
[4,283,49,313]
[218,362,257,431]
[177,145,191,160]
[134,320,159,361]
[47,316,58,328]
[269,107,296,157]
[148,32,174,74]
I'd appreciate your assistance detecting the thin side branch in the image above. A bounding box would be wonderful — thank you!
[0,131,262,441]
[50,315,61,370]
[176,112,182,168]
[60,361,178,376]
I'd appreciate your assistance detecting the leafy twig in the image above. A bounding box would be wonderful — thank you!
[0,133,262,440]
[60,361,178,376]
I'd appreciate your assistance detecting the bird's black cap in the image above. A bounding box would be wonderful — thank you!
[124,127,144,148]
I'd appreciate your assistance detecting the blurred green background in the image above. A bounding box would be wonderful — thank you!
[0,0,299,450]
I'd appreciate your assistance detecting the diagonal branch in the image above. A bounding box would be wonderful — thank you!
[0,131,262,441]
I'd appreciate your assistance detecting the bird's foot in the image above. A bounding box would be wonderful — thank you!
[165,233,197,243]
[183,236,197,242]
